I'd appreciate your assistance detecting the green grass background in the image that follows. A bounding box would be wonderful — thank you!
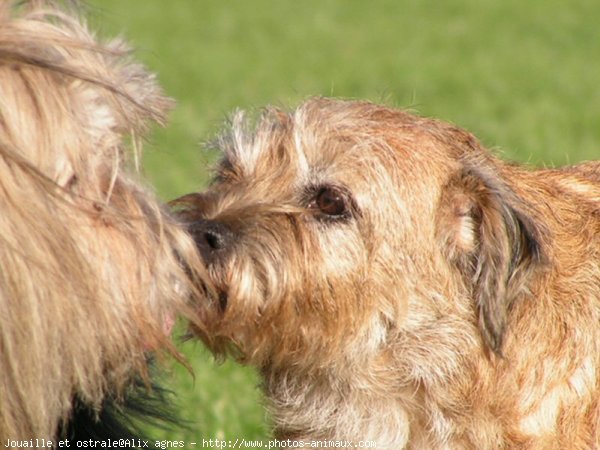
[87,0,600,443]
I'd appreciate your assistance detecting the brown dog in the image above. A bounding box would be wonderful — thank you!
[177,98,600,449]
[0,1,202,442]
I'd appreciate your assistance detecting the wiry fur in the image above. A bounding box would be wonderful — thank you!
[0,1,202,441]
[178,98,600,448]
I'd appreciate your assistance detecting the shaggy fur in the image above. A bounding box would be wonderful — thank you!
[0,1,202,442]
[178,98,600,449]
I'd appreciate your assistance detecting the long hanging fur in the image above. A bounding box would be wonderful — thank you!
[0,1,203,443]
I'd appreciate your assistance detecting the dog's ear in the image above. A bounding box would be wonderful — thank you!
[438,154,547,355]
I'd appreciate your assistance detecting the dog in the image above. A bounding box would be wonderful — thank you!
[176,98,600,449]
[0,1,202,443]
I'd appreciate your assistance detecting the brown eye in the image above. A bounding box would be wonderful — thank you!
[311,187,348,216]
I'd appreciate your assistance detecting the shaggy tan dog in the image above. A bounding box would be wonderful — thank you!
[0,1,201,442]
[178,98,600,449]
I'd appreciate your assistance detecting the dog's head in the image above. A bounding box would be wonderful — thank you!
[0,2,202,438]
[178,98,547,371]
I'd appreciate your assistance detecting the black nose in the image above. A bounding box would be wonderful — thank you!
[190,219,233,264]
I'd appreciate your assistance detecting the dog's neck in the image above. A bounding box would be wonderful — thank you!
[260,332,566,449]
[261,342,481,449]
[263,363,412,448]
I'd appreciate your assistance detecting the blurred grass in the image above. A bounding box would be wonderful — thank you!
[87,0,600,443]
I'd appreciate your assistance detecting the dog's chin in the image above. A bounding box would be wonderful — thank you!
[186,275,265,361]
[187,275,228,329]
[187,314,245,360]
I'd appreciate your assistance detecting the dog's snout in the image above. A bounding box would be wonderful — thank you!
[191,219,233,263]
[204,228,225,250]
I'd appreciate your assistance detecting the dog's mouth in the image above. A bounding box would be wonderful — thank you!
[217,290,229,312]
[190,271,230,316]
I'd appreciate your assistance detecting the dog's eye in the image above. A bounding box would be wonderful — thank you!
[309,187,348,217]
